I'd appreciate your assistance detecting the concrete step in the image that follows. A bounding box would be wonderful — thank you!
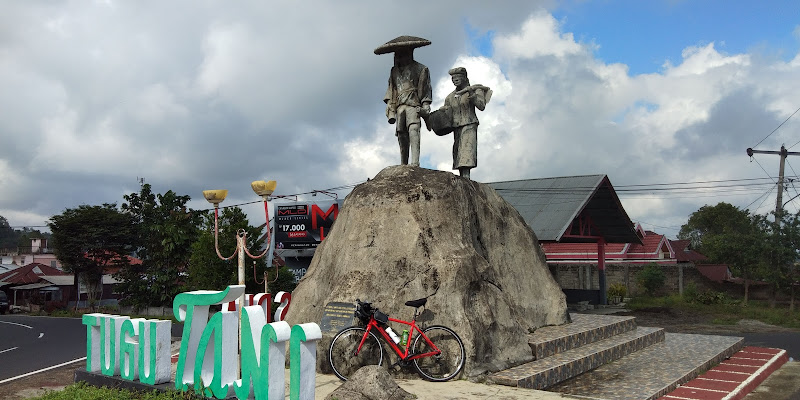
[529,312,637,360]
[548,332,745,400]
[491,325,665,390]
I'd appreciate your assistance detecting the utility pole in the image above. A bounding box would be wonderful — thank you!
[747,145,800,310]
[747,145,800,221]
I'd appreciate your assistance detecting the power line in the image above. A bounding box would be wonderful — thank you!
[786,159,799,182]
[744,185,775,211]
[750,156,778,184]
[11,176,800,228]
[636,221,681,231]
[615,176,781,187]
[753,105,800,149]
[196,180,366,212]
[5,180,368,228]
[754,186,777,214]
[494,180,781,195]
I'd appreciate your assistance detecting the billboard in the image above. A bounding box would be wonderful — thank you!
[274,200,341,250]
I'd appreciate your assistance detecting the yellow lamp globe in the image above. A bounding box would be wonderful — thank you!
[251,180,277,197]
[202,190,228,205]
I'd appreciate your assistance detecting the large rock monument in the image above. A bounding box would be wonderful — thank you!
[285,166,569,377]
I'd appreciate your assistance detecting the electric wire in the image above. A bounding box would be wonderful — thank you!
[750,157,778,184]
[636,221,682,231]
[198,180,366,212]
[783,160,800,214]
[744,185,776,211]
[786,159,799,183]
[754,105,800,149]
[12,176,799,230]
[754,186,777,215]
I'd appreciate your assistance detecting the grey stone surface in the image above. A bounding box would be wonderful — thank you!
[324,366,415,400]
[286,165,569,378]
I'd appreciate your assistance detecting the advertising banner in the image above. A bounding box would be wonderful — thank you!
[274,200,341,250]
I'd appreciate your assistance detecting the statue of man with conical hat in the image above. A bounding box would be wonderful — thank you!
[375,36,433,167]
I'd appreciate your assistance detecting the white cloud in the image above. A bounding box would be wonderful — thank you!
[494,11,586,60]
[665,43,750,77]
[1,2,799,240]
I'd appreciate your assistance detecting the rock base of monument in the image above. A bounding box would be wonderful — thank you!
[325,365,415,400]
[287,165,569,377]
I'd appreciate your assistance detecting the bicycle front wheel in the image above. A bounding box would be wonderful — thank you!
[328,326,384,381]
[412,325,465,381]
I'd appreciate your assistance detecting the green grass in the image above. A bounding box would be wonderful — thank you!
[627,295,800,329]
[711,316,739,325]
[33,382,202,400]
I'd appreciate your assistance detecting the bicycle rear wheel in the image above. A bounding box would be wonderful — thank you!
[328,326,384,381]
[412,325,465,381]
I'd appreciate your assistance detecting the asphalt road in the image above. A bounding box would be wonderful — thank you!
[738,331,800,360]
[0,315,86,381]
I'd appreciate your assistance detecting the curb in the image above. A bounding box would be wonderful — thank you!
[659,347,788,400]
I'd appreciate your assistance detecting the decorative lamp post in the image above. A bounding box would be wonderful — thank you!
[202,180,276,350]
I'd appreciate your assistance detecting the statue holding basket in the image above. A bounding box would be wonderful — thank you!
[428,67,492,179]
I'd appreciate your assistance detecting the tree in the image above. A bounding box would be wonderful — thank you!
[637,263,666,296]
[678,202,754,251]
[187,206,267,293]
[759,211,800,310]
[117,184,201,308]
[679,202,766,304]
[48,204,135,308]
[0,215,17,251]
[263,266,297,295]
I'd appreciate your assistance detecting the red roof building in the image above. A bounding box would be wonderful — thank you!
[695,264,732,283]
[670,239,709,263]
[541,224,710,265]
[0,262,67,285]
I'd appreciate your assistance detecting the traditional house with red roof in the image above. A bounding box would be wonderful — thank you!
[541,224,683,265]
[0,261,124,310]
[0,262,67,308]
[0,262,66,285]
[670,239,709,263]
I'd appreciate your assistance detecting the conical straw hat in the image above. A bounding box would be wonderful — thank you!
[374,35,431,55]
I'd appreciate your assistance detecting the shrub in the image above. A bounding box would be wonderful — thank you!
[608,283,627,298]
[683,282,699,301]
[637,263,666,296]
[695,290,727,305]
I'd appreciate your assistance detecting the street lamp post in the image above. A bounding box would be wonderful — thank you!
[202,180,276,352]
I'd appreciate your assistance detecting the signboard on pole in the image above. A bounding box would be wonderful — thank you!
[274,200,341,250]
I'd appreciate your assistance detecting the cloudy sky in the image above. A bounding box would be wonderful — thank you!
[3,0,800,239]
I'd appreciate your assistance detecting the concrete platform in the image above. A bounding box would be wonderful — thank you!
[492,326,664,389]
[529,313,638,359]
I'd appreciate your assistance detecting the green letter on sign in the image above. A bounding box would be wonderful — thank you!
[290,323,322,400]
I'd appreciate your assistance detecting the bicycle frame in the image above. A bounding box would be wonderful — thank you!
[356,315,440,362]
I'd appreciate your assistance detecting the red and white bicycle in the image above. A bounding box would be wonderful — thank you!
[328,298,465,382]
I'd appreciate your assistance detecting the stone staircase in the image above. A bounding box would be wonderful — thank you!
[491,313,664,390]
[490,313,745,399]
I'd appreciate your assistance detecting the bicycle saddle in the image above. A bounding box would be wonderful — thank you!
[404,297,427,308]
